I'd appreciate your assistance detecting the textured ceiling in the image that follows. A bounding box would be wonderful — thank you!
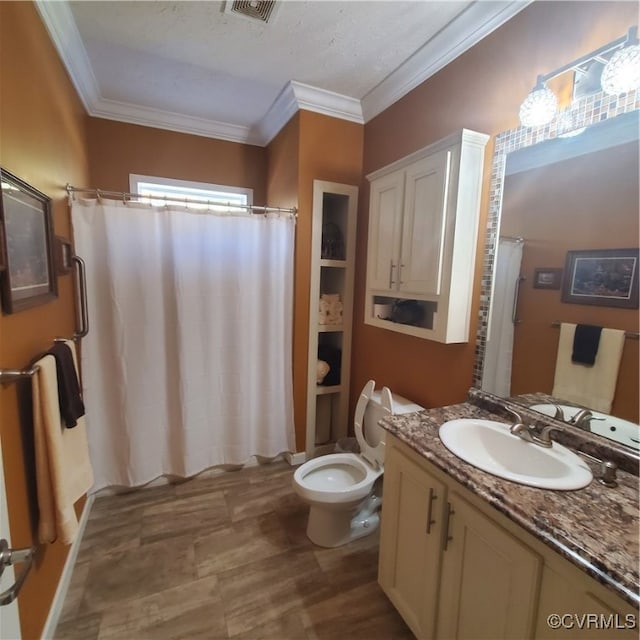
[41,1,529,144]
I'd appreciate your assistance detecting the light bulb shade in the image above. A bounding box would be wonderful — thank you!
[519,85,558,127]
[601,44,640,95]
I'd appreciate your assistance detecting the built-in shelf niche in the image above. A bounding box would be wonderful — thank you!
[305,180,358,459]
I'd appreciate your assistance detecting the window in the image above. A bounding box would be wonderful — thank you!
[129,174,253,212]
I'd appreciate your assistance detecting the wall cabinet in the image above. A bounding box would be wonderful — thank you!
[305,180,358,459]
[379,434,636,640]
[365,129,489,343]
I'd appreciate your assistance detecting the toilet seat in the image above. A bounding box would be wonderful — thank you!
[354,380,392,469]
[292,380,422,547]
[292,452,382,505]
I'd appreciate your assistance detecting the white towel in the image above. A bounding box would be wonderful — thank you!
[552,323,625,414]
[32,340,94,544]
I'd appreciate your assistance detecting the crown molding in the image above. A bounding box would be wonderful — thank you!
[34,0,101,112]
[290,81,364,124]
[91,98,260,145]
[36,0,530,147]
[252,82,301,145]
[256,81,364,145]
[361,0,533,122]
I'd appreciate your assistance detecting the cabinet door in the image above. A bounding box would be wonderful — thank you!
[534,564,638,640]
[437,492,541,640]
[399,149,451,296]
[379,444,446,639]
[367,170,404,292]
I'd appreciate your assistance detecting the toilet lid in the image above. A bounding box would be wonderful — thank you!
[354,380,392,468]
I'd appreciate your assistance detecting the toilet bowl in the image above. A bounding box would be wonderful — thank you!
[292,380,423,547]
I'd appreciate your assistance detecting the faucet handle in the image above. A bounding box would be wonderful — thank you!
[551,404,565,421]
[504,406,524,424]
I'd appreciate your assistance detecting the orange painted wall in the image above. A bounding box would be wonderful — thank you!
[266,112,364,450]
[504,141,639,422]
[295,112,364,450]
[352,1,638,414]
[0,3,90,638]
[87,118,267,202]
[265,115,303,446]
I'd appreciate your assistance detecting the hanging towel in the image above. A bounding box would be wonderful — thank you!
[48,341,85,428]
[33,340,94,544]
[552,323,625,413]
[572,324,602,365]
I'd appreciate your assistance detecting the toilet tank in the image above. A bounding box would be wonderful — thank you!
[364,390,423,447]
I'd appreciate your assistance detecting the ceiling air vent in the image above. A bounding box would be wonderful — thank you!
[224,1,279,24]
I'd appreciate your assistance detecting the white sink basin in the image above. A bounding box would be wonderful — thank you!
[439,419,593,490]
[529,404,640,451]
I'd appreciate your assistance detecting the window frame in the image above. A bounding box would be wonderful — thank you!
[129,174,253,211]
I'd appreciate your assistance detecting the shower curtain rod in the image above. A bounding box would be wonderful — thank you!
[65,185,297,216]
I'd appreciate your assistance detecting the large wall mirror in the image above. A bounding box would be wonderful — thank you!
[474,95,639,455]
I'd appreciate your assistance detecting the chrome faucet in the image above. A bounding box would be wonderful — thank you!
[505,407,559,448]
[510,422,559,448]
[567,409,604,432]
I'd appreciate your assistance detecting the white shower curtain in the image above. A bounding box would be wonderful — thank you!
[481,238,524,397]
[72,199,295,490]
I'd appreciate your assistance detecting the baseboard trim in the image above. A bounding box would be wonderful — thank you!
[41,493,95,639]
[284,451,306,466]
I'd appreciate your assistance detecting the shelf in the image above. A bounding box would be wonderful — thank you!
[320,259,347,268]
[316,384,342,396]
[318,324,343,332]
[306,181,358,460]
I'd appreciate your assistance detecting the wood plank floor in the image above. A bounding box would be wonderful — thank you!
[54,461,415,639]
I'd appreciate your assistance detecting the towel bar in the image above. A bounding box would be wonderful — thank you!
[550,322,639,340]
[0,366,39,385]
[0,336,79,385]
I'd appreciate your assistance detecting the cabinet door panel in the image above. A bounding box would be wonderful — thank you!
[437,492,541,640]
[379,445,445,639]
[367,170,404,292]
[399,150,450,296]
[535,564,638,640]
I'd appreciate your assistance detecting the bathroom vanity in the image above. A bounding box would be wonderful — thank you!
[378,394,639,640]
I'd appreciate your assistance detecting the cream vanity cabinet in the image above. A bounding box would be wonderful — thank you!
[378,442,447,636]
[379,434,637,640]
[365,129,489,343]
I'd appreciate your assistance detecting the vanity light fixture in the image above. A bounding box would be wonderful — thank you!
[519,26,640,128]
[601,28,640,95]
[519,76,558,127]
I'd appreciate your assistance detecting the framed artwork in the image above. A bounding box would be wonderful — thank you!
[562,248,639,309]
[0,168,57,313]
[533,268,563,290]
[54,236,74,275]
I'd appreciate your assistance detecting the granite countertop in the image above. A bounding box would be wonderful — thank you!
[380,394,640,607]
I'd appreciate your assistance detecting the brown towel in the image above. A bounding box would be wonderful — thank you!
[572,324,602,366]
[48,342,85,428]
[33,341,93,544]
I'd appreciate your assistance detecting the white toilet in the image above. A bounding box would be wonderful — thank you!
[292,380,423,548]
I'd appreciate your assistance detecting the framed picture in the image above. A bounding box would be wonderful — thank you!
[54,236,74,275]
[533,268,563,290]
[0,168,57,313]
[562,248,639,309]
